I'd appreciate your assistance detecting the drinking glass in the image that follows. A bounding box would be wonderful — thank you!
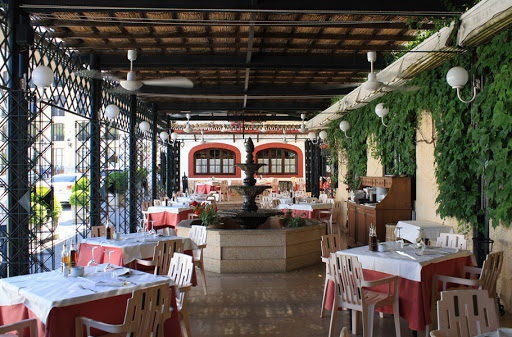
[395,226,404,248]
[87,246,98,267]
[103,250,115,272]
[138,219,146,233]
[149,220,156,235]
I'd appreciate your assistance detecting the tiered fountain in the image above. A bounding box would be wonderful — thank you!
[218,137,282,229]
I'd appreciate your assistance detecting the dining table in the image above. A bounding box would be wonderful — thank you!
[146,205,194,231]
[277,202,332,218]
[396,220,454,244]
[0,266,182,337]
[195,181,220,194]
[325,242,474,333]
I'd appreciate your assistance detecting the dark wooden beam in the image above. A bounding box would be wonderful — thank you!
[95,54,387,71]
[156,102,323,112]
[46,31,418,42]
[170,115,303,121]
[21,0,463,13]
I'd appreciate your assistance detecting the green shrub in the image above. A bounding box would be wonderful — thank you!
[107,171,128,194]
[70,189,90,207]
[31,185,62,220]
[72,176,90,192]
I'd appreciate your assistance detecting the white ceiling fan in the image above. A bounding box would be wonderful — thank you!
[76,50,193,91]
[362,51,419,93]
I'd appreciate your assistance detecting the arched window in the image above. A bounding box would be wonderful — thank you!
[256,148,297,174]
[194,148,236,175]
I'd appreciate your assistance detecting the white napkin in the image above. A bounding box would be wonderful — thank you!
[114,268,131,277]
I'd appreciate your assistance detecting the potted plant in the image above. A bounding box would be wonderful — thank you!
[31,186,63,232]
[282,209,305,228]
[107,171,128,207]
[191,201,219,227]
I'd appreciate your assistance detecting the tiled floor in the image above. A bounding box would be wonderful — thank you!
[187,263,511,337]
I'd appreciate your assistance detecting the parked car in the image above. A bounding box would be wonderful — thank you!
[50,173,83,204]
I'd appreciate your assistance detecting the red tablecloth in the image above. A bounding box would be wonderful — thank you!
[196,184,220,194]
[291,209,328,219]
[325,255,473,332]
[77,243,198,286]
[0,287,181,337]
[147,209,193,230]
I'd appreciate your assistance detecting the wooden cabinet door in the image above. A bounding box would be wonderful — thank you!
[348,205,356,242]
[356,210,367,245]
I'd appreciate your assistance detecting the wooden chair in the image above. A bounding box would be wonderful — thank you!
[329,253,401,337]
[430,289,499,337]
[189,225,208,295]
[320,234,344,318]
[153,199,162,206]
[0,318,38,337]
[90,225,106,238]
[135,239,184,276]
[271,199,280,209]
[220,180,230,201]
[318,201,342,235]
[167,253,194,337]
[436,233,467,249]
[76,283,172,337]
[430,251,503,333]
[188,213,198,220]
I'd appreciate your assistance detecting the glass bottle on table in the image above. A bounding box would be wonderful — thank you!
[61,241,70,275]
[69,241,77,268]
[106,223,112,240]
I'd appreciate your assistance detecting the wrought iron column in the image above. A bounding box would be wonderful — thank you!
[6,2,30,276]
[151,104,157,200]
[89,55,102,228]
[128,95,138,233]
[166,117,173,197]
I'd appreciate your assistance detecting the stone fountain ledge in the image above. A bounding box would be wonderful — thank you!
[177,219,325,273]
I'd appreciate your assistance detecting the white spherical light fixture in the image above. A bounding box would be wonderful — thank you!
[308,131,316,141]
[446,66,469,89]
[375,103,389,118]
[319,130,328,141]
[171,132,178,141]
[105,104,120,120]
[339,120,350,132]
[160,131,169,142]
[139,121,150,133]
[120,71,143,91]
[32,65,54,88]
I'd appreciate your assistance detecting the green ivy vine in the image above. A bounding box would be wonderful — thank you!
[327,28,512,230]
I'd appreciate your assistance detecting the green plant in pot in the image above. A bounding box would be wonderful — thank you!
[69,189,90,207]
[282,209,305,228]
[192,201,219,226]
[31,186,63,228]
[107,171,128,195]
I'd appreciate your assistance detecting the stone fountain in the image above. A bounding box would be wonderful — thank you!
[218,137,282,229]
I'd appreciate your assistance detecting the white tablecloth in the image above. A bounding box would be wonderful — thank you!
[80,233,197,264]
[277,202,332,212]
[339,243,472,282]
[148,205,193,214]
[274,197,293,204]
[396,220,454,243]
[0,267,171,324]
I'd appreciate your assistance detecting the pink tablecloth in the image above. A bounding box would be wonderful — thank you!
[148,209,193,230]
[0,287,181,337]
[196,184,220,194]
[325,255,473,332]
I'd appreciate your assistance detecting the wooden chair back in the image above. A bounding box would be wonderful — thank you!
[321,234,343,258]
[90,225,106,238]
[479,251,503,297]
[434,289,499,337]
[437,233,467,249]
[167,253,194,309]
[189,225,207,246]
[123,284,172,337]
[0,318,38,337]
[331,253,365,310]
[141,201,152,212]
[153,199,162,206]
[152,239,184,276]
[319,193,328,202]
[271,199,280,209]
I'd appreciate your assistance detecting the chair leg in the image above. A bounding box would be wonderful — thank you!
[197,262,208,295]
[393,299,401,337]
[328,299,337,337]
[351,310,360,335]
[180,309,192,337]
[363,304,375,337]
[321,276,329,317]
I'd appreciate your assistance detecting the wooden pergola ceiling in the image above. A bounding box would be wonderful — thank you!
[21,0,463,122]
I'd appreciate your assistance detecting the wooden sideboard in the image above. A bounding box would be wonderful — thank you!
[347,176,412,247]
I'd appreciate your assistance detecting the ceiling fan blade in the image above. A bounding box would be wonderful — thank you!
[141,77,194,88]
[74,69,121,82]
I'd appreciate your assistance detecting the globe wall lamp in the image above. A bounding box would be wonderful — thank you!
[446,66,478,104]
[375,103,389,127]
[105,104,120,121]
[31,65,54,88]
[308,130,327,144]
[339,120,351,139]
[139,121,150,133]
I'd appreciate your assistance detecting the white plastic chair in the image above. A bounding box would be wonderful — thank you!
[436,233,467,249]
[320,234,344,318]
[167,253,194,337]
[135,239,184,276]
[0,318,38,337]
[189,225,208,295]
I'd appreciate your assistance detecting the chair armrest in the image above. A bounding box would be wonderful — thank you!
[321,256,330,263]
[179,285,192,293]
[0,318,37,336]
[134,258,156,267]
[197,244,207,249]
[463,266,482,279]
[362,275,399,288]
[76,316,128,335]
[430,330,448,337]
[435,274,481,289]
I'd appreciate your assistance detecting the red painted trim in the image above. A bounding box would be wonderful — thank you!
[188,143,242,178]
[253,143,303,178]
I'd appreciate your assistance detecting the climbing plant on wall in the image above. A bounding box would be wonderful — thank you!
[328,28,512,231]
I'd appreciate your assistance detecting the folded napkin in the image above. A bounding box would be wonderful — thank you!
[96,281,125,287]
[114,268,131,277]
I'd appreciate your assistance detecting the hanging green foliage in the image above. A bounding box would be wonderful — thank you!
[327,28,512,231]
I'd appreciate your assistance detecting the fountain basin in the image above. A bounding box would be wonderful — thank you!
[218,208,283,229]
[177,219,326,273]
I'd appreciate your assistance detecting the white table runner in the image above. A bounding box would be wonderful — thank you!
[339,243,472,282]
[396,220,454,243]
[277,202,332,212]
[80,233,197,264]
[0,267,171,324]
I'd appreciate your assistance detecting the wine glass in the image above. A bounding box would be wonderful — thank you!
[395,226,404,248]
[103,250,115,272]
[138,219,146,233]
[149,220,156,235]
[87,246,98,267]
